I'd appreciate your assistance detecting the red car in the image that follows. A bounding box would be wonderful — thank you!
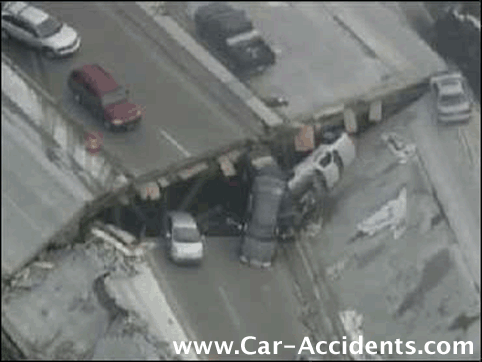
[67,64,143,131]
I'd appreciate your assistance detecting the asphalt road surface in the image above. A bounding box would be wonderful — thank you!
[1,102,89,274]
[1,2,264,177]
[147,236,310,361]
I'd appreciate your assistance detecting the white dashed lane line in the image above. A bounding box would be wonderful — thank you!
[158,128,191,157]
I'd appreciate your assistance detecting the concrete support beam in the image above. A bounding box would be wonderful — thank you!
[369,99,383,123]
[343,107,358,134]
[177,176,209,212]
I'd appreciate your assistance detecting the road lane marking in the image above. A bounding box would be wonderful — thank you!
[158,129,191,157]
[2,193,44,235]
[218,286,242,332]
[267,2,290,7]
[458,128,473,168]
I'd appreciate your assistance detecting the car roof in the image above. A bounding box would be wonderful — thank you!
[168,211,198,228]
[440,83,464,95]
[195,2,234,21]
[79,64,120,94]
[4,2,50,25]
[18,4,49,25]
[431,72,463,85]
[249,177,285,233]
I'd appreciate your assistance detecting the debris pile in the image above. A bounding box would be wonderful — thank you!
[356,187,407,240]
[1,222,175,360]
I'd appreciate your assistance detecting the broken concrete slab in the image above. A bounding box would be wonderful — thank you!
[356,187,407,240]
[381,132,417,164]
[369,99,383,123]
[104,264,198,360]
[1,235,193,360]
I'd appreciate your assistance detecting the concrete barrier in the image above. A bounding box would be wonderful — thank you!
[1,53,133,195]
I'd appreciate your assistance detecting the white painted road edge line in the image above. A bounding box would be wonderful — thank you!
[109,263,200,360]
[458,128,474,168]
[218,286,242,333]
[2,193,45,236]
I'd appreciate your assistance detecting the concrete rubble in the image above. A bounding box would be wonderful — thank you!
[1,224,194,360]
[356,187,408,240]
[381,132,417,164]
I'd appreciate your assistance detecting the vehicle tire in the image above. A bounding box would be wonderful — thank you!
[42,47,56,59]
[1,29,10,40]
[103,119,112,131]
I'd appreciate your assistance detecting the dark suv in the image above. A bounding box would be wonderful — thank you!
[240,163,287,268]
[67,64,143,131]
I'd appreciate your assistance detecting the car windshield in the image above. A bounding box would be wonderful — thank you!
[101,87,127,106]
[173,226,201,243]
[36,17,62,38]
[439,93,466,106]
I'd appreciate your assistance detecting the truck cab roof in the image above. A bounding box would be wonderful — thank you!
[195,4,253,38]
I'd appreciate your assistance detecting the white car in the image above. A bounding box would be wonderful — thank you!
[164,211,204,265]
[1,1,81,58]
[288,131,356,194]
[316,131,356,174]
[430,72,472,123]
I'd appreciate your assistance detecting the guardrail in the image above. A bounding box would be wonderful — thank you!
[1,53,134,195]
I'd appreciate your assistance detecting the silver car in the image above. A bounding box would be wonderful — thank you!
[1,2,81,58]
[164,211,205,265]
[430,72,472,123]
